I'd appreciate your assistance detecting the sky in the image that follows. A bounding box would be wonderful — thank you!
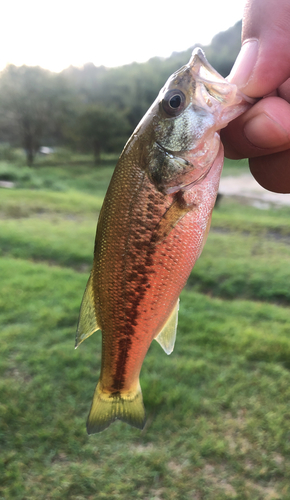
[1,0,247,72]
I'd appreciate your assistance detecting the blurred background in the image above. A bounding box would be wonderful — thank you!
[0,3,243,167]
[2,1,290,499]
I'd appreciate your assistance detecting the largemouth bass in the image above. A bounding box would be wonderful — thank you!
[76,48,253,434]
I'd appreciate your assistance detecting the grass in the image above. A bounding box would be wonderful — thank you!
[1,156,290,499]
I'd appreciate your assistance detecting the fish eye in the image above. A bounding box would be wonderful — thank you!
[162,89,186,116]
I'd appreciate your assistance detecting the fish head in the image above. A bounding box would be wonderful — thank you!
[142,48,254,194]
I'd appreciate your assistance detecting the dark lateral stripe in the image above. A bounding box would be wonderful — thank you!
[111,189,165,391]
[112,241,157,391]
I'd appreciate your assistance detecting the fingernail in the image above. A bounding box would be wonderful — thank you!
[228,39,259,89]
[244,113,290,149]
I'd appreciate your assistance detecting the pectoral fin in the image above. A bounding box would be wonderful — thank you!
[155,299,179,354]
[152,197,194,245]
[75,274,100,348]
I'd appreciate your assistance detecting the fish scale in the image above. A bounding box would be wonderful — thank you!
[76,48,254,433]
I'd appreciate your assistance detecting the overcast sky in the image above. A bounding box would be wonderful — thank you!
[1,0,246,72]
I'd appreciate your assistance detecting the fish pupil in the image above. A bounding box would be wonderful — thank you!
[169,95,181,109]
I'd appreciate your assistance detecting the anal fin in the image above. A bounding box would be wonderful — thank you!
[75,274,100,348]
[155,299,179,354]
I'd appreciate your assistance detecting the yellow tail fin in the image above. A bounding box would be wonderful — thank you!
[87,382,146,434]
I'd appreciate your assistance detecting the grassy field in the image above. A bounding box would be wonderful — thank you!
[1,155,290,499]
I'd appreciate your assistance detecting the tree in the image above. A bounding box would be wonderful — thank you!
[205,20,242,76]
[0,21,242,166]
[76,105,130,165]
[0,65,69,165]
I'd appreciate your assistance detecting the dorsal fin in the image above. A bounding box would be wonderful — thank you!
[155,299,179,354]
[75,274,100,348]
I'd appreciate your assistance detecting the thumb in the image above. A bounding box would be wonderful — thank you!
[228,0,290,97]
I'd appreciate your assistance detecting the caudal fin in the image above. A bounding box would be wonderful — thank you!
[86,382,146,434]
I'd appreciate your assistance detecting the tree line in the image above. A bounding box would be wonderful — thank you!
[0,21,241,166]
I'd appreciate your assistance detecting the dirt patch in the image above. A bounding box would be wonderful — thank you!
[219,174,290,208]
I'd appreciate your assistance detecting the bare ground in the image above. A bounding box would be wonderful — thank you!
[219,174,290,208]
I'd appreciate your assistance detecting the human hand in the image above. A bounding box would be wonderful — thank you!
[221,0,290,193]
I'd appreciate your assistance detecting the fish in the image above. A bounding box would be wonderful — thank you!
[76,48,253,434]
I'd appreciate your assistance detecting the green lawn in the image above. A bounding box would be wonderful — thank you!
[1,158,290,499]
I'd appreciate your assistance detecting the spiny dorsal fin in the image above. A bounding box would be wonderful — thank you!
[75,274,100,348]
[155,299,179,354]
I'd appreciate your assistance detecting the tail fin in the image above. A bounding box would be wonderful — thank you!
[86,382,146,434]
